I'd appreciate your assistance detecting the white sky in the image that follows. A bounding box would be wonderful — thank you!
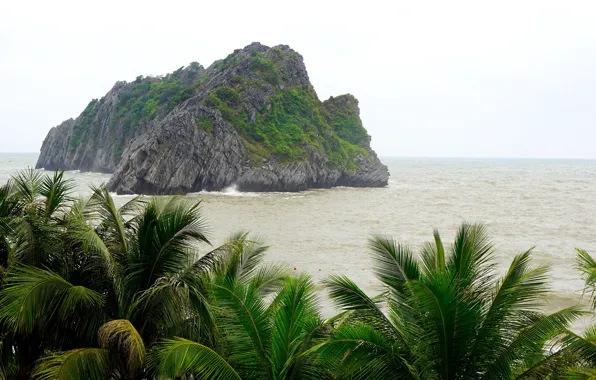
[1,0,595,158]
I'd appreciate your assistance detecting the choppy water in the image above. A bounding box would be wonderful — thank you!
[2,153,596,325]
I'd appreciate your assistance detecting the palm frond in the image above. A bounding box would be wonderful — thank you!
[236,236,269,283]
[0,266,103,335]
[32,348,111,380]
[127,279,189,337]
[68,219,124,307]
[0,179,21,218]
[0,216,34,265]
[577,248,596,310]
[324,275,398,337]
[309,322,409,378]
[10,168,43,205]
[485,306,584,378]
[248,263,289,295]
[211,277,272,378]
[566,367,596,380]
[405,274,458,378]
[39,170,75,219]
[98,319,145,375]
[560,326,596,366]
[369,235,420,298]
[269,275,321,378]
[87,185,140,253]
[447,222,495,295]
[419,228,446,273]
[148,337,240,380]
[212,232,270,283]
[128,197,210,291]
[513,349,574,380]
[471,249,549,370]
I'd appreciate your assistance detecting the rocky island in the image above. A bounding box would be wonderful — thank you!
[36,43,389,194]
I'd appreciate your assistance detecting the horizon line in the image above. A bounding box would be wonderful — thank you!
[380,155,596,161]
[1,152,596,161]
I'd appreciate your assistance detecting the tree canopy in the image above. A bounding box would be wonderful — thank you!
[0,169,594,379]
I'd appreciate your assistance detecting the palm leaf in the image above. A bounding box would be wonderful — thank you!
[211,277,272,378]
[406,274,458,378]
[248,263,289,295]
[213,232,270,283]
[98,319,145,375]
[577,248,596,310]
[127,279,190,336]
[236,236,269,283]
[10,168,43,205]
[419,228,446,273]
[0,216,34,265]
[309,323,411,378]
[471,249,549,372]
[369,235,420,297]
[485,306,584,379]
[0,266,103,336]
[87,185,141,253]
[39,170,74,219]
[513,349,574,380]
[68,218,124,308]
[560,326,596,365]
[128,197,209,291]
[324,275,398,337]
[0,179,17,216]
[32,348,111,380]
[268,275,321,378]
[447,223,495,296]
[148,337,240,380]
[566,367,596,380]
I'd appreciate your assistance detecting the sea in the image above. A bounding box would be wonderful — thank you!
[2,153,596,326]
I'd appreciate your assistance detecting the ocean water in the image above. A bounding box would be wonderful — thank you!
[2,153,596,324]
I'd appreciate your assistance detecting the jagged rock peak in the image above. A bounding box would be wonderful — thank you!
[37,42,389,193]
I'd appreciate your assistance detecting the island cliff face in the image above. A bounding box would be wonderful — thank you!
[37,43,389,194]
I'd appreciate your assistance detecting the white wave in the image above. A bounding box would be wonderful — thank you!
[187,185,312,198]
[187,184,262,197]
[108,191,139,198]
[222,184,241,195]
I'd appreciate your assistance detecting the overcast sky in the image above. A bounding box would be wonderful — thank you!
[1,0,595,158]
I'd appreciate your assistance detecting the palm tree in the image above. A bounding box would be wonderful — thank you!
[0,169,78,378]
[0,169,75,271]
[149,234,329,380]
[312,223,582,379]
[555,249,596,378]
[3,171,583,379]
[0,172,240,379]
[0,170,323,379]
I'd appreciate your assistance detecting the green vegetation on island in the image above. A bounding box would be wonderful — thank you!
[61,45,371,171]
[68,99,99,154]
[66,66,201,162]
[2,169,596,378]
[199,50,369,166]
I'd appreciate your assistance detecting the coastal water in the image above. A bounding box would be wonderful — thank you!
[2,153,596,324]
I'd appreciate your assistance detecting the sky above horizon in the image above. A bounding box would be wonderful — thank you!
[1,0,595,158]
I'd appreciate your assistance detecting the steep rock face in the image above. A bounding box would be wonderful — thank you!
[39,42,389,193]
[35,118,75,170]
[36,82,133,172]
[107,97,388,194]
[36,66,204,172]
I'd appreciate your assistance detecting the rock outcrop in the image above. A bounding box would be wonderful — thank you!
[37,43,389,194]
[36,67,204,173]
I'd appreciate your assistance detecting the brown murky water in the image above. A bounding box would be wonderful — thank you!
[4,154,596,326]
